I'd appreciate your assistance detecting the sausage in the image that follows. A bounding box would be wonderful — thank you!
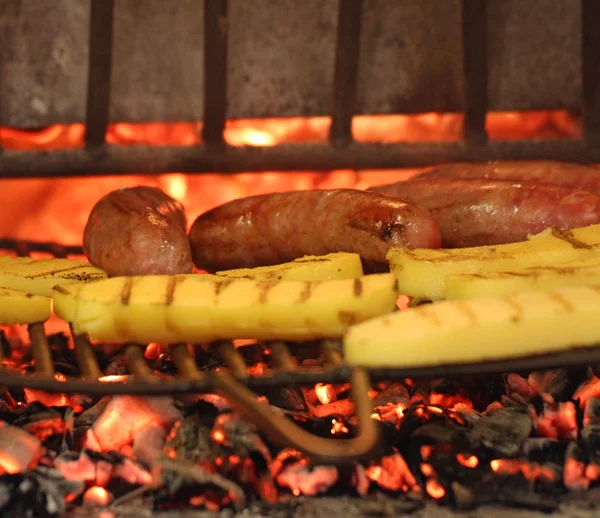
[189,189,441,271]
[420,160,600,195]
[370,177,600,248]
[83,186,193,276]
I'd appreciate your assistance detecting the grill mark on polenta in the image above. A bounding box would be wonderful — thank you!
[551,228,593,249]
[166,276,183,306]
[52,286,70,295]
[353,278,363,297]
[503,296,524,323]
[338,311,358,326]
[120,278,133,305]
[25,265,88,278]
[259,281,278,304]
[417,307,443,327]
[214,280,234,297]
[456,302,478,324]
[547,291,574,312]
[297,282,313,303]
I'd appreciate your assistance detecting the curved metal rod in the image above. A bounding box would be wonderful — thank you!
[211,367,381,465]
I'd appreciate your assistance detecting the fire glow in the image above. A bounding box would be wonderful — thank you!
[0,110,581,244]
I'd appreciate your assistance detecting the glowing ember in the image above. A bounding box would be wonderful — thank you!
[456,453,479,468]
[83,486,112,507]
[425,479,446,499]
[330,418,349,435]
[315,383,336,405]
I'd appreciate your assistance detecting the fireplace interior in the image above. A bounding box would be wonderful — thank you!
[2,0,600,517]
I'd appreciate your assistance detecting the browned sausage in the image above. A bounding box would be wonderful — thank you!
[83,186,193,276]
[420,160,600,195]
[370,177,600,248]
[189,189,441,271]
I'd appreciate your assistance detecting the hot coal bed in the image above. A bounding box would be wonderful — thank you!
[4,1,600,517]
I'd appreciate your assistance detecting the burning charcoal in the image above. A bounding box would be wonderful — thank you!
[311,399,355,418]
[469,407,532,457]
[564,441,590,490]
[535,399,578,440]
[82,486,112,506]
[155,457,246,511]
[55,449,153,487]
[163,401,218,463]
[260,386,307,412]
[0,467,84,518]
[211,413,272,467]
[0,420,42,474]
[132,424,166,466]
[364,452,417,492]
[75,396,110,428]
[523,437,568,465]
[92,395,181,451]
[276,462,338,496]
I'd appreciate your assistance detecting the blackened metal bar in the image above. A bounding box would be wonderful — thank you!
[202,0,229,147]
[322,340,344,366]
[85,0,115,147]
[3,345,600,396]
[329,0,364,147]
[3,138,600,177]
[269,342,296,371]
[48,243,68,259]
[216,340,248,379]
[171,343,203,380]
[28,323,54,377]
[14,240,31,257]
[124,344,156,382]
[71,330,101,380]
[462,0,489,143]
[582,0,600,141]
[0,238,83,256]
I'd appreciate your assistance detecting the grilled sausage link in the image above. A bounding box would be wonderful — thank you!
[370,177,600,248]
[420,160,600,195]
[83,186,193,276]
[189,189,442,272]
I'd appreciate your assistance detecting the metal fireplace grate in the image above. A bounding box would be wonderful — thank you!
[2,0,600,178]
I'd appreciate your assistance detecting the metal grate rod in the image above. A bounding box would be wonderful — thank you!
[28,322,54,377]
[581,0,600,142]
[202,0,229,147]
[85,0,115,147]
[329,0,364,147]
[462,0,489,143]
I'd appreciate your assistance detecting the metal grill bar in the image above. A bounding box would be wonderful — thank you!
[85,0,115,148]
[581,0,600,142]
[462,0,489,143]
[329,0,364,147]
[1,138,599,179]
[201,0,229,147]
[1,346,600,396]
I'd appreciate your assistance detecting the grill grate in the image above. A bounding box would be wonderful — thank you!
[4,238,600,463]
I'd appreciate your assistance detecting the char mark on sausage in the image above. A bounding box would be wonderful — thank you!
[370,177,600,248]
[189,189,441,272]
[83,186,193,276]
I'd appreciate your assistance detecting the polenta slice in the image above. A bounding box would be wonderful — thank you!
[53,273,398,343]
[446,257,600,299]
[0,256,107,297]
[215,252,363,281]
[344,285,600,368]
[388,225,600,301]
[0,287,51,324]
